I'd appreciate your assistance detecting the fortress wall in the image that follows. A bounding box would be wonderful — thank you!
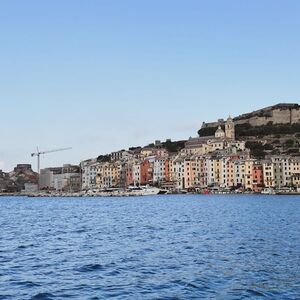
[291,108,300,124]
[202,107,300,129]
[202,121,225,128]
[272,109,292,124]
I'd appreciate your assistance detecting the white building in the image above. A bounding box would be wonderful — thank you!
[81,159,99,190]
[132,162,141,186]
[234,160,245,187]
[153,157,167,184]
[263,161,275,188]
[39,164,81,192]
[111,150,134,162]
[172,156,185,190]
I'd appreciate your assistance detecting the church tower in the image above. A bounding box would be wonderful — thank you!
[225,116,235,140]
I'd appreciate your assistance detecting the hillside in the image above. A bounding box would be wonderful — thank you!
[198,103,300,157]
[8,164,38,192]
[201,103,300,129]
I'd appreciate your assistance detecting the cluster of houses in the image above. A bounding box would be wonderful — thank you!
[36,117,300,193]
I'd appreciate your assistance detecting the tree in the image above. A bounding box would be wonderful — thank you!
[263,143,273,150]
[285,139,294,148]
[245,141,266,158]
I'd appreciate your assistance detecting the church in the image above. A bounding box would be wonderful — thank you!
[214,116,235,140]
[183,116,245,155]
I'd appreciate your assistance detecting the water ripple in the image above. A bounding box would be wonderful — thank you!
[0,195,299,299]
[31,292,55,300]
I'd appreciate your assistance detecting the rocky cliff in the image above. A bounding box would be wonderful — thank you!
[0,164,39,192]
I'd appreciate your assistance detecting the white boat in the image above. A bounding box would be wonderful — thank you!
[127,185,167,196]
[261,188,276,195]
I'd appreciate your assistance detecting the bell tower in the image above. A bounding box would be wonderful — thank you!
[225,116,235,140]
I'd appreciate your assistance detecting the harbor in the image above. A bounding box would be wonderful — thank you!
[1,186,299,198]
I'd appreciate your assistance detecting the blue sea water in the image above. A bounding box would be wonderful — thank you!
[0,195,299,299]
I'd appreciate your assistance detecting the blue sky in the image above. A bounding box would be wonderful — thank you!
[0,0,299,172]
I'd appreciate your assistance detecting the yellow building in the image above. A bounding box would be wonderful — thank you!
[227,159,235,188]
[214,158,223,187]
[140,148,155,157]
[291,174,300,187]
[96,162,122,188]
[290,159,300,187]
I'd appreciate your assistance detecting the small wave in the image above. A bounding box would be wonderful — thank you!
[77,263,104,272]
[31,292,55,300]
[185,246,193,250]
[143,247,154,252]
[16,244,34,250]
[246,289,267,297]
[18,245,27,249]
[73,228,87,233]
[106,269,121,276]
[16,281,41,288]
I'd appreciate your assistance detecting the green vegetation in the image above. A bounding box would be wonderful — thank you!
[97,154,111,162]
[287,148,299,154]
[272,140,280,144]
[263,143,274,150]
[129,146,141,151]
[245,141,274,159]
[144,140,185,153]
[235,123,300,137]
[198,126,224,137]
[162,140,185,153]
[198,123,300,138]
[284,139,294,148]
[271,149,280,155]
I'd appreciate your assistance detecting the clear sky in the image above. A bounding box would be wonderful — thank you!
[0,0,299,172]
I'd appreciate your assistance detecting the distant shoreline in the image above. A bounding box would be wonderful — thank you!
[1,191,300,197]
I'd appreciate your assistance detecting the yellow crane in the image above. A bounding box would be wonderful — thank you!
[31,147,72,174]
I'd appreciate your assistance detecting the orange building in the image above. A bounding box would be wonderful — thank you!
[252,162,264,192]
[164,159,170,182]
[140,160,153,185]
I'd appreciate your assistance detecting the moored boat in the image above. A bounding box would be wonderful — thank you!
[261,188,276,195]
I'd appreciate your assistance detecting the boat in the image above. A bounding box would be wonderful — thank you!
[261,188,276,195]
[275,188,300,195]
[127,185,167,196]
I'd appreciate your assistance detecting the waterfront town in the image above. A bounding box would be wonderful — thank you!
[1,107,300,195]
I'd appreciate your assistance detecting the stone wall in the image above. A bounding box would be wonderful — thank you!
[201,103,300,129]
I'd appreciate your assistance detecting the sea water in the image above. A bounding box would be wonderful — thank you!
[0,195,299,299]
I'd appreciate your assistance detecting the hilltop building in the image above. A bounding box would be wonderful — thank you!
[225,116,235,140]
[184,116,244,155]
[201,103,300,129]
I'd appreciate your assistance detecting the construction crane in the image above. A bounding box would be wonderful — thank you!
[31,147,72,174]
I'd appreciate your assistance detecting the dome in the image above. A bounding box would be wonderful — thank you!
[216,125,224,132]
[215,126,225,138]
